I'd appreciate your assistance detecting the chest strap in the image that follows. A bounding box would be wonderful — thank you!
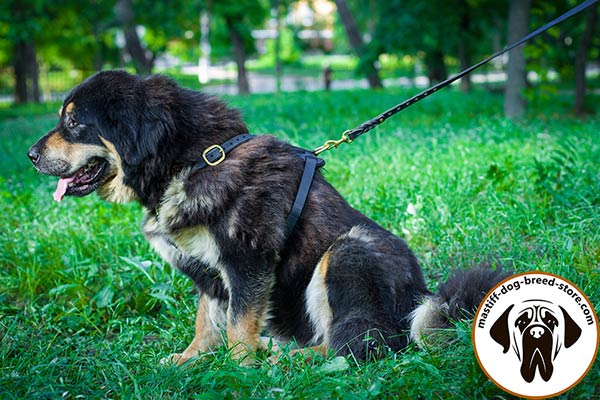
[195,134,324,236]
[286,150,325,235]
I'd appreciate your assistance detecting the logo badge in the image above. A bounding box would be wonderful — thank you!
[473,272,599,398]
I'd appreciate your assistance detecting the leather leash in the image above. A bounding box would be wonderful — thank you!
[313,0,599,155]
[194,0,598,237]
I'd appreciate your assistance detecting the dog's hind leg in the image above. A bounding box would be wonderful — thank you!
[305,227,421,359]
[323,266,408,360]
[305,251,334,348]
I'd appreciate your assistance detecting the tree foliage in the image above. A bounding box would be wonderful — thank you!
[210,0,270,93]
[334,0,382,88]
[371,0,506,85]
[0,0,116,71]
[527,0,600,83]
[0,0,597,108]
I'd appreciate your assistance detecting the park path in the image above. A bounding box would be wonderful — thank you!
[201,70,508,95]
[7,63,595,102]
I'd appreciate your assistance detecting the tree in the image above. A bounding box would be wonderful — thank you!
[0,0,117,103]
[225,17,251,94]
[334,0,382,89]
[3,0,43,103]
[272,0,289,93]
[370,0,505,88]
[453,0,508,92]
[113,0,201,76]
[525,1,600,115]
[574,3,598,114]
[37,1,116,72]
[115,0,153,75]
[13,38,40,104]
[211,1,269,95]
[375,1,454,85]
[504,0,531,118]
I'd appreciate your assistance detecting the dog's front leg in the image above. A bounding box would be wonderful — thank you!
[168,292,226,365]
[224,259,275,363]
[144,216,230,365]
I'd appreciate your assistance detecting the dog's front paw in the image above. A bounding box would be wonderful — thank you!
[160,350,196,366]
[229,343,255,366]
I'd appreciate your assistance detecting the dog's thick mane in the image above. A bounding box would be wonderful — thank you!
[72,71,249,209]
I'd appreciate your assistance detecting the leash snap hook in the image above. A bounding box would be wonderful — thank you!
[313,131,353,155]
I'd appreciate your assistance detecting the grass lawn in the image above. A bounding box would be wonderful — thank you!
[1,86,599,399]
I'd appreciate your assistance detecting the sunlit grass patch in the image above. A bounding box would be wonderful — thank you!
[1,87,598,398]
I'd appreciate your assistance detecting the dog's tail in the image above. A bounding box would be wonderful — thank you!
[409,268,510,344]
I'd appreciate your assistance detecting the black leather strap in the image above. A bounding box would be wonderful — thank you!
[194,133,255,171]
[286,151,325,235]
[193,134,323,237]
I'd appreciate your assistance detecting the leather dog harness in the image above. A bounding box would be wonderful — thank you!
[194,134,324,236]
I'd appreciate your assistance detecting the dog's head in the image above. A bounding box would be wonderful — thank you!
[28,70,238,207]
[490,300,582,382]
[27,70,177,204]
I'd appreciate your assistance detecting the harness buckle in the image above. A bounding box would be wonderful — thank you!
[202,144,226,166]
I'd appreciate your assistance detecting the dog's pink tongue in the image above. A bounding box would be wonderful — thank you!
[53,176,75,202]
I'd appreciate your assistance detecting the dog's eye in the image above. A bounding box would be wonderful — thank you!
[67,119,78,129]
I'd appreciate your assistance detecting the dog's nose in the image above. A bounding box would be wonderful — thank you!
[530,326,544,339]
[28,146,41,165]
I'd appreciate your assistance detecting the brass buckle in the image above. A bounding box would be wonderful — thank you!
[202,144,226,166]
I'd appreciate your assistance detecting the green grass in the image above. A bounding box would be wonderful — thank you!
[0,101,62,120]
[1,87,599,399]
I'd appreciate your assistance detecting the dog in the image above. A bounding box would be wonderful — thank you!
[490,300,582,382]
[28,70,508,364]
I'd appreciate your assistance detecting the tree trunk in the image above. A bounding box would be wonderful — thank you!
[198,11,211,84]
[13,40,40,104]
[458,6,472,92]
[31,51,40,102]
[458,41,472,92]
[334,0,383,89]
[13,42,27,104]
[504,0,531,119]
[93,24,103,72]
[115,0,152,75]
[226,19,250,95]
[574,4,598,115]
[425,49,447,85]
[274,0,282,93]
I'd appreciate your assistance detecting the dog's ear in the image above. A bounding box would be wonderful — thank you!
[490,304,514,353]
[99,99,174,166]
[559,306,582,348]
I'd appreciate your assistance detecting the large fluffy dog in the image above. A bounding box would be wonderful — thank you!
[28,70,506,364]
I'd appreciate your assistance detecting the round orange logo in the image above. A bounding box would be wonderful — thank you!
[472,272,599,398]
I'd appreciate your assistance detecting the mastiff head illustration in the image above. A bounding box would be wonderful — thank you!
[490,299,582,382]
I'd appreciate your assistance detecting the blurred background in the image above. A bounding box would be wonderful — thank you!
[1,0,598,116]
[1,4,599,397]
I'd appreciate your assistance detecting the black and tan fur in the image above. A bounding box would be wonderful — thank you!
[28,70,507,364]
